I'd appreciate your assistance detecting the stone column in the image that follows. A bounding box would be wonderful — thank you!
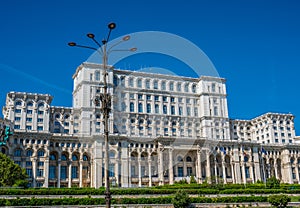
[231,162,235,183]
[158,147,164,185]
[44,158,49,188]
[129,158,132,187]
[197,150,202,183]
[93,140,103,188]
[274,159,278,179]
[79,160,83,188]
[32,158,37,188]
[233,146,241,183]
[169,148,174,185]
[222,158,227,184]
[241,162,246,185]
[138,153,142,187]
[57,160,61,188]
[148,155,152,187]
[214,159,218,184]
[206,152,211,183]
[121,143,129,187]
[68,161,72,188]
[253,147,262,182]
[295,161,300,183]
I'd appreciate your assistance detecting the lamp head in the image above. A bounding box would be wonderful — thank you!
[68,42,77,47]
[122,35,130,41]
[87,33,95,38]
[108,22,116,30]
[130,47,137,52]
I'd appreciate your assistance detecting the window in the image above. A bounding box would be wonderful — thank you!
[26,161,32,166]
[214,106,218,116]
[245,167,250,178]
[16,101,22,106]
[83,155,89,161]
[163,96,167,102]
[192,84,196,93]
[179,107,183,116]
[14,149,21,157]
[37,126,43,131]
[137,79,142,88]
[161,81,166,90]
[138,94,143,100]
[38,150,45,157]
[170,97,175,102]
[15,109,21,113]
[94,71,100,81]
[163,105,167,114]
[129,93,134,99]
[37,169,44,177]
[146,80,150,89]
[178,167,183,177]
[121,102,126,111]
[171,106,175,115]
[130,103,134,112]
[146,95,151,100]
[72,155,78,161]
[71,166,78,178]
[26,168,33,178]
[26,117,32,122]
[147,104,151,113]
[164,128,168,136]
[169,82,174,91]
[187,167,193,176]
[37,118,43,123]
[155,104,159,114]
[38,161,44,167]
[138,103,143,113]
[177,83,181,91]
[109,164,115,177]
[129,78,134,87]
[15,117,21,121]
[184,84,189,92]
[187,107,191,116]
[27,102,33,107]
[61,166,67,179]
[38,111,44,115]
[154,80,158,89]
[194,108,198,116]
[154,95,159,101]
[49,166,56,179]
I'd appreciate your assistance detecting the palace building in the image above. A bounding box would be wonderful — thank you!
[1,62,300,188]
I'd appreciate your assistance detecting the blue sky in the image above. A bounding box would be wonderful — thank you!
[0,0,300,132]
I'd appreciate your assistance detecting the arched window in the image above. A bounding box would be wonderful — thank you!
[177,156,183,162]
[186,156,192,162]
[138,103,143,113]
[26,149,33,157]
[61,154,67,161]
[130,102,134,112]
[184,84,189,92]
[83,155,89,161]
[137,79,142,88]
[50,154,56,160]
[38,150,45,157]
[244,156,249,162]
[161,81,166,90]
[113,76,119,86]
[27,102,33,107]
[163,105,167,114]
[177,83,182,91]
[38,102,44,108]
[72,154,78,161]
[169,82,174,91]
[192,84,197,93]
[15,101,22,106]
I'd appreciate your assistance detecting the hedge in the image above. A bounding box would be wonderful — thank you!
[0,196,269,206]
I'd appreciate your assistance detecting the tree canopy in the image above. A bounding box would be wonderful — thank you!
[0,153,28,187]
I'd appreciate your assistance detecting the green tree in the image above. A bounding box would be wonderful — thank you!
[172,190,191,208]
[266,176,280,189]
[268,194,291,208]
[0,153,28,187]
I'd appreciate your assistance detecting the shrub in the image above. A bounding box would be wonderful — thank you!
[266,177,280,189]
[190,176,197,184]
[172,190,191,208]
[268,194,291,208]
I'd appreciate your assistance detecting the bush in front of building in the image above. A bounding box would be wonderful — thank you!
[268,194,291,208]
[266,177,281,189]
[172,190,191,208]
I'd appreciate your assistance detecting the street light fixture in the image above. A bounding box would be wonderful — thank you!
[68,22,136,208]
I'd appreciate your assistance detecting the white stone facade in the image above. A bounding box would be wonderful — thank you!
[1,62,300,187]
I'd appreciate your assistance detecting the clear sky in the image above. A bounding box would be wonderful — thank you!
[0,0,300,132]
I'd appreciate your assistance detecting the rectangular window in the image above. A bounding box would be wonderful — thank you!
[129,93,134,99]
[214,106,218,116]
[26,168,33,178]
[27,110,32,114]
[38,111,44,115]
[171,97,175,102]
[154,81,158,89]
[179,107,183,116]
[71,166,78,179]
[37,169,44,177]
[26,161,32,166]
[163,96,167,102]
[26,117,32,122]
[146,80,150,89]
[37,126,43,131]
[37,118,43,123]
[171,106,175,115]
[154,95,159,101]
[187,167,193,176]
[26,126,32,130]
[138,94,143,100]
[146,95,151,100]
[187,107,191,116]
[178,167,183,177]
[38,161,44,166]
[15,109,21,113]
[49,166,56,179]
[194,108,198,116]
[245,167,250,178]
[61,166,67,179]
[155,104,159,114]
[109,164,115,177]
[164,128,168,136]
[15,117,21,121]
[129,78,134,87]
[14,125,20,129]
[131,166,136,177]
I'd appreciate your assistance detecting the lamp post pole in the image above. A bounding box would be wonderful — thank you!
[68,22,135,208]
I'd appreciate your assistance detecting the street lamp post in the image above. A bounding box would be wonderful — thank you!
[68,22,136,208]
